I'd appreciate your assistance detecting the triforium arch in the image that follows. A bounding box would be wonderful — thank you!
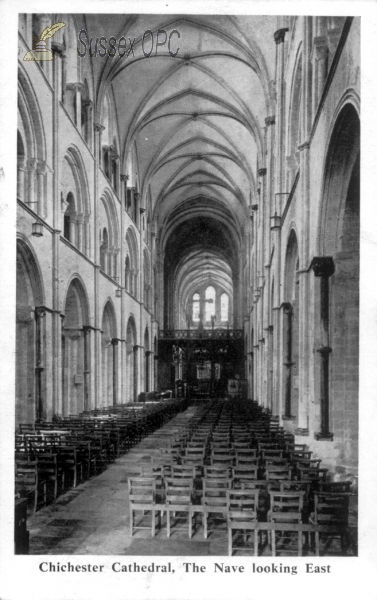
[99,189,120,279]
[17,68,48,216]
[125,226,139,298]
[61,146,91,256]
[61,277,90,416]
[282,229,300,422]
[314,102,360,475]
[125,315,138,402]
[16,238,45,426]
[101,300,118,407]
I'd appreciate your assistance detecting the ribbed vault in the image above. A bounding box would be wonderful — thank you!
[76,14,277,330]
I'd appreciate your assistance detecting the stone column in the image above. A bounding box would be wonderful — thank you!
[82,99,94,149]
[35,307,46,421]
[112,153,120,194]
[311,257,335,440]
[135,192,141,226]
[36,160,47,217]
[274,27,289,202]
[312,36,328,111]
[83,326,92,411]
[112,339,119,406]
[121,174,129,210]
[69,214,77,246]
[26,158,37,209]
[93,123,105,169]
[76,213,84,253]
[133,345,139,402]
[17,157,26,201]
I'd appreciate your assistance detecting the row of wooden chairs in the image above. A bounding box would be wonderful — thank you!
[125,399,354,556]
[15,398,186,511]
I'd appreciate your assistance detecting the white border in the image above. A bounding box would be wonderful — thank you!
[1,1,376,599]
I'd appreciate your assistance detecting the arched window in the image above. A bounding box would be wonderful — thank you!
[64,192,76,242]
[125,255,131,291]
[192,293,200,322]
[100,227,108,272]
[205,286,216,321]
[220,293,229,321]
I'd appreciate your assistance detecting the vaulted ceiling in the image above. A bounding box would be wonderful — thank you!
[77,14,278,327]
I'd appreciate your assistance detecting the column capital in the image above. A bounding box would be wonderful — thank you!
[310,256,335,278]
[27,158,37,171]
[93,122,105,133]
[66,81,85,93]
[134,192,141,201]
[120,174,129,182]
[83,99,93,109]
[274,28,289,44]
[51,41,63,55]
[258,167,267,177]
[37,160,48,175]
[35,306,47,319]
[298,140,310,152]
[265,115,276,127]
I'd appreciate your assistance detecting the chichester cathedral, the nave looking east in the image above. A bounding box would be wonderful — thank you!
[14,14,359,556]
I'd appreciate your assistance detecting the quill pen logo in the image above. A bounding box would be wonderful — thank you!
[24,22,66,61]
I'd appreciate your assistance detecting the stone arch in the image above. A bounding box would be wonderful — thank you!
[101,300,118,407]
[17,69,48,214]
[99,189,120,279]
[125,227,139,298]
[283,229,300,421]
[61,277,90,416]
[16,238,45,425]
[143,249,151,308]
[315,103,360,475]
[286,48,303,184]
[126,315,138,402]
[61,146,91,255]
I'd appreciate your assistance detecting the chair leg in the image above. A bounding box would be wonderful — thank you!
[152,510,156,537]
[271,530,276,556]
[167,511,171,538]
[298,531,303,556]
[254,530,258,556]
[228,527,232,557]
[315,532,320,556]
[188,510,192,539]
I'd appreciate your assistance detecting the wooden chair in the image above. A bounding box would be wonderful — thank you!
[128,477,160,537]
[36,453,65,500]
[232,465,258,485]
[15,460,47,512]
[268,491,305,556]
[59,446,84,488]
[227,489,259,556]
[310,492,349,556]
[165,478,195,538]
[202,478,232,539]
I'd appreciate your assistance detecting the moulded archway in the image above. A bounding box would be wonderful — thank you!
[62,278,90,416]
[317,103,360,475]
[101,300,118,407]
[16,239,44,425]
[126,316,138,402]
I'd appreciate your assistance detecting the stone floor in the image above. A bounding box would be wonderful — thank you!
[25,431,356,556]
